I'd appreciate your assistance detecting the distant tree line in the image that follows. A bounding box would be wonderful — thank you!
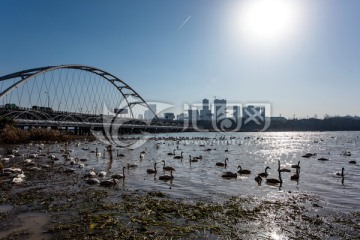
[267,117,360,131]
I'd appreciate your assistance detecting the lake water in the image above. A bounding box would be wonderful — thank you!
[45,131,360,213]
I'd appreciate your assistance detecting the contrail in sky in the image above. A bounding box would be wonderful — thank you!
[177,15,191,31]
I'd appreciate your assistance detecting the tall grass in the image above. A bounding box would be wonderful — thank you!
[0,125,72,144]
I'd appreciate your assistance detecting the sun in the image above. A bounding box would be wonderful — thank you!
[238,0,302,47]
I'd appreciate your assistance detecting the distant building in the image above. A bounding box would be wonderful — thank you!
[144,104,157,120]
[214,99,227,122]
[188,108,199,123]
[164,112,175,120]
[177,113,186,121]
[200,98,212,121]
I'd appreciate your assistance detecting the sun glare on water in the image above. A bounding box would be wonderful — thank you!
[237,0,303,48]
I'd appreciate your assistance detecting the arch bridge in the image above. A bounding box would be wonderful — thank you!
[0,65,182,133]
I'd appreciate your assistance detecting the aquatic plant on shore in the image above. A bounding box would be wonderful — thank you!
[0,125,73,144]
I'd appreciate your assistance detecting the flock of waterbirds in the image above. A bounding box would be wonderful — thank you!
[0,135,356,189]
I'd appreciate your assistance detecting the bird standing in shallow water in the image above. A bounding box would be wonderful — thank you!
[290,168,300,181]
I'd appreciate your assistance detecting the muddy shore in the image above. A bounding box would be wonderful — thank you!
[1,143,359,239]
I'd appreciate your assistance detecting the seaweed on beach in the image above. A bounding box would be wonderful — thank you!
[1,148,360,239]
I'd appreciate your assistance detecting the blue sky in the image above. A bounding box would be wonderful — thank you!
[1,0,360,118]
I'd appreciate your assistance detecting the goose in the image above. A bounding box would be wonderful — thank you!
[279,168,291,173]
[189,155,198,163]
[161,160,175,171]
[100,179,118,187]
[147,163,157,174]
[127,163,138,169]
[116,150,125,157]
[335,167,344,177]
[266,171,282,184]
[112,167,126,179]
[290,172,299,180]
[216,158,228,167]
[318,157,329,161]
[349,160,356,164]
[98,171,107,177]
[140,153,145,160]
[167,149,176,156]
[225,148,229,152]
[279,162,291,172]
[291,161,301,169]
[237,165,251,174]
[173,151,183,159]
[290,167,300,180]
[86,178,100,185]
[221,171,237,178]
[159,169,174,180]
[266,161,282,184]
[255,175,262,184]
[302,153,316,158]
[258,166,270,177]
[141,148,147,154]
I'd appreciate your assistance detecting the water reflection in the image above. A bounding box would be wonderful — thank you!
[9,131,360,212]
